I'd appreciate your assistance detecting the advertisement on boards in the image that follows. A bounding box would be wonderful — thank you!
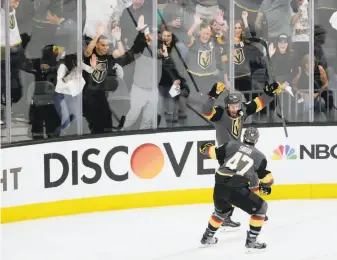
[1,126,337,208]
[1,130,218,207]
[256,126,337,185]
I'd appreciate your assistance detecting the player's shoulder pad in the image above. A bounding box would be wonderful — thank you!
[209,105,225,122]
[253,146,266,162]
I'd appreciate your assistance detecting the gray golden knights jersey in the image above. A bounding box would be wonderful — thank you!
[216,140,267,185]
[186,37,218,76]
[201,93,274,146]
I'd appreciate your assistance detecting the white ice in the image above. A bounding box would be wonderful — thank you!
[1,200,337,260]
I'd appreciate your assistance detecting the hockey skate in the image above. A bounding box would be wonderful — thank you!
[200,229,218,246]
[245,231,267,253]
[220,216,241,232]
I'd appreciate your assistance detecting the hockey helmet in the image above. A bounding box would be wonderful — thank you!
[243,127,259,145]
[225,94,240,106]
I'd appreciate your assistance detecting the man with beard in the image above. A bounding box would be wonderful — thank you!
[201,81,284,228]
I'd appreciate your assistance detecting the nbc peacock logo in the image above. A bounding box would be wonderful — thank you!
[272,145,297,160]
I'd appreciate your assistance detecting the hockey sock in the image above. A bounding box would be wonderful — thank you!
[249,214,265,237]
[208,211,225,232]
[250,187,260,196]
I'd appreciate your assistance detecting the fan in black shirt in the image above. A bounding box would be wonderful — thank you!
[269,34,296,84]
[82,24,125,134]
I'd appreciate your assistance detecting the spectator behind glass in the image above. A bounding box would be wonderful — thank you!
[233,0,264,36]
[83,0,130,48]
[225,12,255,102]
[315,0,337,71]
[184,16,226,97]
[292,54,335,113]
[269,34,295,84]
[210,9,228,37]
[158,28,189,127]
[1,0,23,125]
[45,6,77,55]
[54,53,96,136]
[83,24,125,134]
[119,0,153,90]
[291,0,309,65]
[314,24,328,70]
[193,0,219,21]
[26,0,64,59]
[120,0,153,49]
[24,44,62,139]
[255,0,293,43]
[224,12,272,109]
[121,16,165,130]
[161,0,194,61]
[209,9,228,81]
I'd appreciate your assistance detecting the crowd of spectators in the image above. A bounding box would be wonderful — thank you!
[1,0,337,142]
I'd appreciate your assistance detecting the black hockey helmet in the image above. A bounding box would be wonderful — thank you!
[243,127,259,145]
[225,93,240,105]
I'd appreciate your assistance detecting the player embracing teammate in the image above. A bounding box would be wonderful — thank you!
[200,81,282,228]
[198,81,283,250]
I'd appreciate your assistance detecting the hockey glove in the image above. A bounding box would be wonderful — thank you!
[208,82,226,99]
[200,142,214,154]
[237,109,244,117]
[259,182,272,195]
[264,82,283,96]
[200,142,217,159]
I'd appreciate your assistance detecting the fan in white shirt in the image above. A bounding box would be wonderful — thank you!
[54,53,96,135]
[0,0,21,47]
[54,52,124,134]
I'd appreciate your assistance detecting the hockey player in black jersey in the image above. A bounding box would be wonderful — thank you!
[201,81,282,228]
[199,127,274,251]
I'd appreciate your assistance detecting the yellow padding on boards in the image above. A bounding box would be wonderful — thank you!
[1,189,213,224]
[2,184,337,224]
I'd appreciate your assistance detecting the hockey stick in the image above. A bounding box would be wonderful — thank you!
[248,37,289,138]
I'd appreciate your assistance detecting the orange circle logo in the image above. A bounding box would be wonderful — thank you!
[130,143,164,179]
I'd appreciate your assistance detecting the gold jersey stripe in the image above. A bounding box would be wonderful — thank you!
[209,216,222,228]
[250,216,264,227]
[254,96,264,112]
[260,173,274,185]
[202,108,216,119]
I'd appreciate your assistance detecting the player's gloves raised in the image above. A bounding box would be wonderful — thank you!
[200,142,214,155]
[208,82,226,99]
[259,182,272,195]
[264,82,283,96]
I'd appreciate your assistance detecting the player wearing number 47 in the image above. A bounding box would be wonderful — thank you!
[201,81,283,228]
[199,127,274,251]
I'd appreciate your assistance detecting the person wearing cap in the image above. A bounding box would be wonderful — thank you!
[269,34,296,83]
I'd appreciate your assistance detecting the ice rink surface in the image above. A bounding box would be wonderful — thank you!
[1,199,337,260]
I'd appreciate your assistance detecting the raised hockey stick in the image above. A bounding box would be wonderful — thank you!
[248,37,289,138]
